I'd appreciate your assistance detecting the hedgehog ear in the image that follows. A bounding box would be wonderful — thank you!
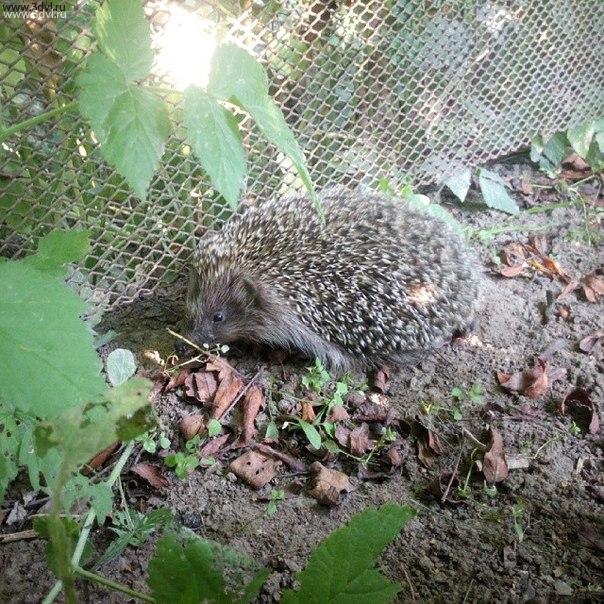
[241,275,268,309]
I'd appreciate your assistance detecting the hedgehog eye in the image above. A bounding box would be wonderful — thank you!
[212,312,225,323]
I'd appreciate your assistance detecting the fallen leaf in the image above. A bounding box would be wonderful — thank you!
[180,414,205,440]
[241,384,265,444]
[417,426,443,468]
[6,502,27,525]
[383,446,403,467]
[131,463,169,489]
[373,365,391,393]
[88,442,118,470]
[562,152,590,171]
[184,371,218,405]
[200,433,231,457]
[500,242,527,267]
[559,389,600,434]
[254,443,306,472]
[579,330,604,354]
[301,401,316,422]
[230,450,280,489]
[307,462,352,506]
[499,264,526,278]
[349,423,375,456]
[326,405,349,422]
[335,425,351,447]
[557,280,580,300]
[164,368,191,392]
[581,271,604,303]
[528,234,548,255]
[211,373,244,419]
[497,358,566,399]
[482,428,509,483]
[206,356,237,381]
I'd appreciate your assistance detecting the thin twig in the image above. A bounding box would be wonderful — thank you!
[441,444,464,505]
[0,529,37,544]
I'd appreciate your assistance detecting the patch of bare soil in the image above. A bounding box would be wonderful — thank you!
[1,160,602,603]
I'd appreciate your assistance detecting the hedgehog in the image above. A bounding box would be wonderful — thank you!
[184,186,480,370]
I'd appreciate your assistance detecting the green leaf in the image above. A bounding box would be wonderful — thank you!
[22,230,90,276]
[0,262,105,417]
[567,121,595,158]
[77,52,128,142]
[105,348,137,387]
[478,169,519,215]
[444,168,472,202]
[282,504,415,604]
[298,420,322,449]
[148,533,229,604]
[183,86,246,208]
[101,86,170,198]
[265,420,279,439]
[0,49,26,88]
[207,418,222,437]
[209,44,317,209]
[402,192,466,236]
[94,0,153,82]
[536,133,570,175]
[35,378,152,468]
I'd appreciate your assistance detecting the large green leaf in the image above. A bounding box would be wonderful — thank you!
[282,504,415,604]
[183,86,246,208]
[35,378,152,468]
[0,262,105,417]
[444,168,472,202]
[22,229,90,276]
[101,86,170,198]
[567,120,595,158]
[77,52,128,141]
[478,169,519,215]
[209,44,317,207]
[94,0,153,82]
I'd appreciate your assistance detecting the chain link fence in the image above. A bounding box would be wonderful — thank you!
[1,0,603,314]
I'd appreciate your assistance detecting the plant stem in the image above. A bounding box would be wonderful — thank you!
[73,567,156,603]
[43,441,136,604]
[0,101,78,143]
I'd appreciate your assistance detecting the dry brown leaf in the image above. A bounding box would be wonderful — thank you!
[557,280,580,301]
[88,442,118,471]
[499,264,526,278]
[417,427,443,468]
[501,242,527,266]
[211,373,244,419]
[230,450,280,489]
[254,443,306,472]
[180,414,205,440]
[307,462,352,506]
[327,405,350,422]
[497,358,566,399]
[165,368,191,392]
[482,428,509,483]
[200,434,231,457]
[528,234,548,255]
[301,401,316,422]
[373,365,392,393]
[581,271,604,303]
[384,446,403,467]
[335,425,351,447]
[131,463,169,489]
[241,384,265,444]
[206,356,237,381]
[349,423,375,456]
[559,389,600,435]
[579,330,604,354]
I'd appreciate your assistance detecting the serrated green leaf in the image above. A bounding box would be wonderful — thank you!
[209,44,317,209]
[0,262,105,417]
[77,52,128,142]
[147,533,228,604]
[444,168,472,202]
[567,121,595,158]
[35,378,152,468]
[283,504,415,604]
[101,86,170,198]
[106,348,137,386]
[22,229,90,276]
[539,133,570,174]
[298,419,322,449]
[94,0,153,82]
[183,86,246,208]
[478,169,519,215]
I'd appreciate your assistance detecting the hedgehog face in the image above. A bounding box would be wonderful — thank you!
[185,270,270,347]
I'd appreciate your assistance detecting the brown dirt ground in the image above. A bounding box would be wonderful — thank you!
[1,159,603,603]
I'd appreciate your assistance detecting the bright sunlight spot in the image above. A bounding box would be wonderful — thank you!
[154,4,218,90]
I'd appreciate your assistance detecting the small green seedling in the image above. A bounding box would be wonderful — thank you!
[451,383,483,404]
[483,483,498,498]
[136,430,170,454]
[301,358,331,394]
[266,489,285,516]
[569,421,582,436]
[164,451,199,479]
[207,418,222,437]
[511,500,527,543]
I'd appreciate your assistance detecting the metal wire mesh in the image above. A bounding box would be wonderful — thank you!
[1,0,603,313]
